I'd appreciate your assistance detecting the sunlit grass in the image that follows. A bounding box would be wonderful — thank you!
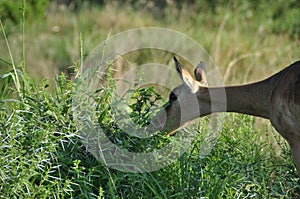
[1,64,299,198]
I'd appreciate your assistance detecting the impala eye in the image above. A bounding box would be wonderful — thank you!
[169,92,177,102]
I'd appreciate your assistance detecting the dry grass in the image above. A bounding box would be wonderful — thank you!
[1,3,299,85]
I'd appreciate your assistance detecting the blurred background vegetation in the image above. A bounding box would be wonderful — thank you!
[0,0,299,84]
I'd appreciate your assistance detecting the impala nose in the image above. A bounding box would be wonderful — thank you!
[147,107,167,133]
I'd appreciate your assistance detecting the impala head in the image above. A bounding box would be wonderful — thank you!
[149,57,209,134]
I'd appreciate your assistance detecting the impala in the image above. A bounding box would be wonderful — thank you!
[149,57,300,177]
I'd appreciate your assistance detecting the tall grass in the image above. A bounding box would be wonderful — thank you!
[1,73,299,197]
[0,2,300,198]
[1,57,299,198]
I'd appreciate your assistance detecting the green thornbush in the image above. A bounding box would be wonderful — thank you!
[273,7,300,38]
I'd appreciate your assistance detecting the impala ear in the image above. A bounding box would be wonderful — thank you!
[173,56,199,93]
[174,56,183,79]
[194,61,207,86]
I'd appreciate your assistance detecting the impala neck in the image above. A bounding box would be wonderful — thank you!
[201,79,272,119]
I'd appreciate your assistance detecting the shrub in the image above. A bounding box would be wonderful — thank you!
[0,0,49,27]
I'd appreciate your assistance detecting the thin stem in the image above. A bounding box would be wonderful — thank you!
[0,20,21,95]
[22,0,26,72]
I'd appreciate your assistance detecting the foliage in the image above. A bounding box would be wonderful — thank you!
[272,4,300,38]
[128,85,163,126]
[0,0,48,26]
[97,80,168,153]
